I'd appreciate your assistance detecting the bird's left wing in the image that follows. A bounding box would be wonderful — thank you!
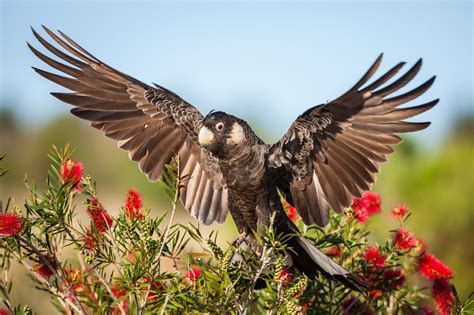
[29,26,229,225]
[267,54,437,226]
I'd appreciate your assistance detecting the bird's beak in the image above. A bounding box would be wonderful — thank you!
[198,126,214,145]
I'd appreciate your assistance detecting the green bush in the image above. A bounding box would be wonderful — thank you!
[0,146,472,314]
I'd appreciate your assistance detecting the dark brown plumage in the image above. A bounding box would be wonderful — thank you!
[29,26,437,290]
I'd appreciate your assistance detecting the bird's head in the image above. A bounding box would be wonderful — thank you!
[198,111,247,157]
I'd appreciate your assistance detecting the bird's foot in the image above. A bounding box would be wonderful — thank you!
[231,232,247,247]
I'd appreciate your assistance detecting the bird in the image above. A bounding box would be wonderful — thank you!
[29,26,437,290]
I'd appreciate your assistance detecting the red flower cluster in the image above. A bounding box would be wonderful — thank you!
[432,278,455,315]
[184,267,201,281]
[87,199,113,232]
[351,192,381,223]
[111,282,128,313]
[138,277,165,301]
[362,247,386,269]
[0,213,23,236]
[60,158,84,191]
[125,188,144,219]
[393,229,417,251]
[391,204,409,219]
[325,245,341,257]
[276,267,294,285]
[82,227,98,252]
[35,255,58,280]
[0,309,11,315]
[417,253,453,281]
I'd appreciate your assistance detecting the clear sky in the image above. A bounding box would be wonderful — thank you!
[1,0,472,147]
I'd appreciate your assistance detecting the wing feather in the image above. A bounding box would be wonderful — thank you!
[30,26,229,225]
[269,54,437,226]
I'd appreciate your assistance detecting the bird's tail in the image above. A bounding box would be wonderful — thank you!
[290,236,365,291]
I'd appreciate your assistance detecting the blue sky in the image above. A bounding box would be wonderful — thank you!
[1,1,472,147]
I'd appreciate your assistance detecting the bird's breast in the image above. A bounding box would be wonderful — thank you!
[219,145,267,194]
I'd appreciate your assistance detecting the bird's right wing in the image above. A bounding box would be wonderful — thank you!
[29,26,229,225]
[268,54,437,226]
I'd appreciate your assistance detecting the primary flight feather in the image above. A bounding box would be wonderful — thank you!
[29,26,437,290]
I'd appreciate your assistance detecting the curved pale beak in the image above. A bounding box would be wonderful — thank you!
[198,126,214,145]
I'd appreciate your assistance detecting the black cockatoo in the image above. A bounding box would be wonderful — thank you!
[29,26,437,290]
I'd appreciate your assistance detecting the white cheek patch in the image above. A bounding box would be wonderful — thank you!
[227,122,246,144]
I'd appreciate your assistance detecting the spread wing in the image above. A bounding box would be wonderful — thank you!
[268,54,437,226]
[29,26,229,225]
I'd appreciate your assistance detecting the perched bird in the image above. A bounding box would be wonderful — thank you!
[29,26,437,290]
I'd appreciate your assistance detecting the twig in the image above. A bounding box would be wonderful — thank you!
[95,269,126,315]
[242,244,271,315]
[160,294,170,315]
[16,235,86,315]
[9,249,82,314]
[156,157,181,269]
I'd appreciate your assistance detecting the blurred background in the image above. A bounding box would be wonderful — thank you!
[1,0,472,312]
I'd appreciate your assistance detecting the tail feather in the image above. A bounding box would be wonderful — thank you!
[291,236,365,291]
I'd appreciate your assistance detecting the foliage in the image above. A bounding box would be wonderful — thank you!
[0,146,472,314]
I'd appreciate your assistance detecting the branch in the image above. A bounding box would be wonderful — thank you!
[9,249,82,314]
[15,235,86,315]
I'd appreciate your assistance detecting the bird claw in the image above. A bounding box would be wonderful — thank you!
[232,232,247,247]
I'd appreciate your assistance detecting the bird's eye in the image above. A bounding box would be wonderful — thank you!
[215,122,225,131]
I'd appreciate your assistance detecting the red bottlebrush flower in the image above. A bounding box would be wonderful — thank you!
[417,253,453,280]
[0,213,23,236]
[391,204,409,219]
[393,229,417,251]
[363,192,381,215]
[138,277,165,301]
[60,158,84,191]
[0,309,12,315]
[184,267,201,281]
[35,255,58,280]
[363,247,386,269]
[432,278,455,315]
[325,245,341,257]
[82,227,97,251]
[111,283,128,313]
[342,296,374,315]
[276,267,294,285]
[125,188,144,219]
[127,249,140,263]
[351,198,370,223]
[351,192,381,222]
[112,286,126,299]
[87,199,113,232]
[65,266,83,296]
[383,268,405,290]
[368,289,382,300]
